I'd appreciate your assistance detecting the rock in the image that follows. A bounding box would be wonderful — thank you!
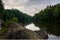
[0,20,3,30]
[1,22,44,39]
[6,30,42,39]
[7,22,25,33]
[35,29,48,39]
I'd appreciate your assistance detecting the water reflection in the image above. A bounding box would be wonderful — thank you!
[33,21,60,36]
[25,23,40,31]
[48,34,60,39]
[25,23,60,39]
[48,34,60,40]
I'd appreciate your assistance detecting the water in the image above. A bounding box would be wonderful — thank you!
[25,23,40,31]
[25,23,60,39]
[48,34,60,40]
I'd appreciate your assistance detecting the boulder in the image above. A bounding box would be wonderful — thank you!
[1,22,44,39]
[35,29,48,39]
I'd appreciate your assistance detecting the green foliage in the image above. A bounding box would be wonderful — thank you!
[0,0,32,26]
[12,17,18,23]
[0,0,32,37]
[0,27,8,36]
[0,0,4,19]
[33,4,60,36]
[4,20,12,27]
[4,9,32,25]
[0,0,4,12]
[33,4,60,25]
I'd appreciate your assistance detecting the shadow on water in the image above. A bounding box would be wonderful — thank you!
[33,21,60,37]
[25,21,60,39]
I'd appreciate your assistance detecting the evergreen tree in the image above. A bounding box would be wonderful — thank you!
[0,0,4,12]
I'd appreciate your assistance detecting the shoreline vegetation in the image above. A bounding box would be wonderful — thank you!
[0,0,60,39]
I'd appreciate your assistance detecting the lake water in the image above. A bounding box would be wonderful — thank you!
[25,23,60,40]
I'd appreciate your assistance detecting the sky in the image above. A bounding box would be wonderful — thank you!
[2,0,60,16]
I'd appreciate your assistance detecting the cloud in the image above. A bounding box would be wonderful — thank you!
[2,0,60,16]
[2,0,29,6]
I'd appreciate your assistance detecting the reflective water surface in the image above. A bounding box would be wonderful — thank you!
[25,23,60,39]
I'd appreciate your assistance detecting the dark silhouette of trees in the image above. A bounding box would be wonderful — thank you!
[0,0,32,36]
[0,0,32,26]
[0,0,4,12]
[33,4,60,36]
[4,9,32,26]
[0,0,4,19]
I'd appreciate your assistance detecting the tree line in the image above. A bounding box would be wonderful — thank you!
[33,4,60,36]
[0,0,32,27]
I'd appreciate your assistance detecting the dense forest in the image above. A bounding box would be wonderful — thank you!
[33,4,60,36]
[0,0,60,37]
[0,0,32,26]
[0,0,32,36]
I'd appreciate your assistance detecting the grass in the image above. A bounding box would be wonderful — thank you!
[0,27,8,36]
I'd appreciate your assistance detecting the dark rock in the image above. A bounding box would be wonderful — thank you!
[1,22,43,39]
[0,20,4,30]
[35,29,48,39]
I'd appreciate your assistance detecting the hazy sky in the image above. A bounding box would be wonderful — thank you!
[2,0,60,16]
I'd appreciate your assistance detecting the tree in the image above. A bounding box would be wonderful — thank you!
[0,0,4,19]
[0,0,4,12]
[33,4,60,36]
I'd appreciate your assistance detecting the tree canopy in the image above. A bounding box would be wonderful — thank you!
[0,0,32,29]
[0,0,4,12]
[33,4,60,36]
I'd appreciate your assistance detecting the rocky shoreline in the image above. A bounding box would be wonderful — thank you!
[0,22,48,39]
